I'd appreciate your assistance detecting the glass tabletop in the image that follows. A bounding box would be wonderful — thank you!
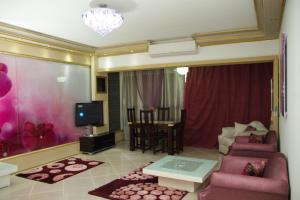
[143,156,218,181]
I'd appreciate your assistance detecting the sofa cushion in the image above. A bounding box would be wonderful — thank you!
[241,160,266,177]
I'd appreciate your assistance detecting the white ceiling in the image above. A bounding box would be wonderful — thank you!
[0,0,257,47]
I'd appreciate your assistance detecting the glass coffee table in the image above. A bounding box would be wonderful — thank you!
[143,156,218,192]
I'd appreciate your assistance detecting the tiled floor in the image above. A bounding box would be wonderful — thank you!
[0,141,222,200]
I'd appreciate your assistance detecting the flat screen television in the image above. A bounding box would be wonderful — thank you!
[75,101,103,127]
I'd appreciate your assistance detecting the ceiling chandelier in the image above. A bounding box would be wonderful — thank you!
[82,4,124,36]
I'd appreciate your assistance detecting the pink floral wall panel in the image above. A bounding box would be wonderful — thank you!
[0,54,90,158]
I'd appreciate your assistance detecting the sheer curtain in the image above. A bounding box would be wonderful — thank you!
[135,69,163,109]
[120,68,185,139]
[160,68,185,121]
[120,72,143,140]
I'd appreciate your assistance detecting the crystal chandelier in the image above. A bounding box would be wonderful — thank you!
[82,5,123,36]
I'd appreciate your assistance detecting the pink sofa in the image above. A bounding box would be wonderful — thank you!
[229,131,277,157]
[198,153,289,200]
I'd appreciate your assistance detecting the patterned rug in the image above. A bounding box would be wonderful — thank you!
[17,157,103,184]
[89,163,187,200]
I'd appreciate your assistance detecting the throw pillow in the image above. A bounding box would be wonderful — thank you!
[221,127,235,138]
[234,122,249,136]
[241,160,267,177]
[245,126,257,132]
[249,121,268,131]
[249,133,264,143]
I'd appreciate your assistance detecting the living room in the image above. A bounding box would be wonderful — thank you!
[0,0,299,199]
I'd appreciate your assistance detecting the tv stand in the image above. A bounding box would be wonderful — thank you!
[79,132,115,154]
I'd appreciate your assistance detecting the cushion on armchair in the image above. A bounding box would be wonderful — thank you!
[241,160,267,177]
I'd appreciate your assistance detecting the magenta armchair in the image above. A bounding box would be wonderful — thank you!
[198,153,289,200]
[229,131,278,157]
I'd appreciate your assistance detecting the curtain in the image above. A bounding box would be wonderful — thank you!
[184,63,273,148]
[160,68,185,121]
[135,69,163,109]
[120,72,143,140]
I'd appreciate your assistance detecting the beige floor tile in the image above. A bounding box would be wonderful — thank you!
[0,141,221,200]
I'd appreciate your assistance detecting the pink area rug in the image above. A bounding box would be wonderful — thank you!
[88,163,188,200]
[16,157,103,184]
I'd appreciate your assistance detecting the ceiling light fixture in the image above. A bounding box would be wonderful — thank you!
[82,4,123,36]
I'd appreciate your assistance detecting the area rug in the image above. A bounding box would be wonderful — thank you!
[88,163,187,200]
[16,157,103,184]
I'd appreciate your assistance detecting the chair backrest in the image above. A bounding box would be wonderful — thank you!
[157,107,170,121]
[127,108,136,123]
[140,110,154,125]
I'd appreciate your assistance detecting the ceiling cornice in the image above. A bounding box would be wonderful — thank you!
[0,0,285,58]
[95,41,149,57]
[0,22,95,56]
[96,0,285,57]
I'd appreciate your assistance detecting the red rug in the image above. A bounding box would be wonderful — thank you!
[88,163,187,200]
[16,157,103,184]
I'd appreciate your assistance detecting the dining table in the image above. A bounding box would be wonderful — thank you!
[128,120,183,155]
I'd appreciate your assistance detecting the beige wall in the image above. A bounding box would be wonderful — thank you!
[98,39,278,71]
[279,0,300,199]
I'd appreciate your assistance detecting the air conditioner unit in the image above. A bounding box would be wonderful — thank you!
[149,40,198,57]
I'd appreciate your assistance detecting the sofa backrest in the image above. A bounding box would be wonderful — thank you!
[263,153,288,182]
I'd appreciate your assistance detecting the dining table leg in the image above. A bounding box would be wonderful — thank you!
[167,128,174,155]
[129,125,135,151]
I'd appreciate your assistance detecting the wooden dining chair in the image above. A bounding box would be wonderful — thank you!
[140,110,165,154]
[127,108,141,149]
[157,107,170,121]
[127,108,136,123]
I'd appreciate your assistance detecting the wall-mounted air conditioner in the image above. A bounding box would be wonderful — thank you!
[148,40,198,57]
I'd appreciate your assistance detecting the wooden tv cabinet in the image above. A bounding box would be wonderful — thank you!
[79,132,115,154]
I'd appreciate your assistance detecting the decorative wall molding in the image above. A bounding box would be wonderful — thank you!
[95,0,285,57]
[95,41,149,57]
[0,22,94,66]
[0,142,80,172]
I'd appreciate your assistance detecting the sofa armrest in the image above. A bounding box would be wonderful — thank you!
[234,136,249,143]
[210,172,289,195]
[231,143,277,152]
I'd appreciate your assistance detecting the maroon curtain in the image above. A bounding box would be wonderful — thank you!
[184,63,273,148]
[135,70,164,109]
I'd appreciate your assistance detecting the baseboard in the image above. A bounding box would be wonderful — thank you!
[0,141,80,173]
[115,130,125,143]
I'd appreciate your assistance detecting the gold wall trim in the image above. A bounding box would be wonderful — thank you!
[0,22,95,54]
[254,0,285,39]
[193,30,266,46]
[91,55,109,134]
[95,41,149,57]
[0,36,91,66]
[98,56,277,72]
[0,141,80,172]
[0,141,78,161]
